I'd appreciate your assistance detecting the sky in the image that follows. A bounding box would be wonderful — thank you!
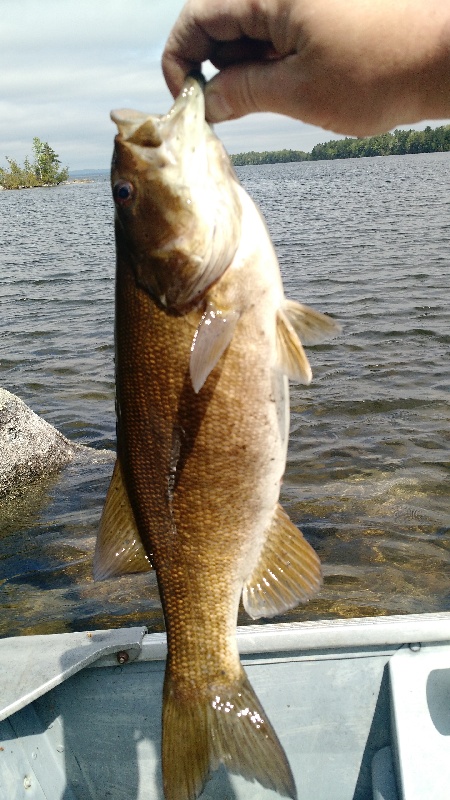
[1,0,449,172]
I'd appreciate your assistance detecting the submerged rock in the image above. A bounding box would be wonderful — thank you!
[0,388,113,499]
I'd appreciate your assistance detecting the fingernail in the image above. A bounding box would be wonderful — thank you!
[205,91,233,123]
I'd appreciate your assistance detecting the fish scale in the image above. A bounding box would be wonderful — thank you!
[114,251,268,685]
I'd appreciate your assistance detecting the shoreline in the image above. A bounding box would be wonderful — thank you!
[0,178,94,191]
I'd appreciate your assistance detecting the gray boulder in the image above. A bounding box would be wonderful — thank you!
[0,388,113,499]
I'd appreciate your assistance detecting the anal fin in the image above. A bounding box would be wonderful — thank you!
[243,504,322,620]
[163,666,296,800]
[94,459,152,581]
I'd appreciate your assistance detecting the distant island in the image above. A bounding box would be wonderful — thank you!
[231,124,450,165]
[0,138,68,190]
[232,148,309,166]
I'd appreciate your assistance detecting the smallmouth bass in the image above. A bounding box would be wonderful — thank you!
[95,73,340,800]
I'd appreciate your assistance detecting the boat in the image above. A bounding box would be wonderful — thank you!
[1,611,449,800]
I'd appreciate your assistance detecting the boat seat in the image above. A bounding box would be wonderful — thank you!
[388,642,450,800]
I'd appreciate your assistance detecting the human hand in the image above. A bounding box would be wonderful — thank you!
[162,0,450,137]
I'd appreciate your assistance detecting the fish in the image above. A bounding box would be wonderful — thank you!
[94,72,340,800]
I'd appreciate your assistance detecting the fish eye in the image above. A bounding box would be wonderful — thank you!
[113,180,134,205]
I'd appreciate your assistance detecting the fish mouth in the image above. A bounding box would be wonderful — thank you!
[111,72,207,154]
[161,71,206,134]
[157,72,208,167]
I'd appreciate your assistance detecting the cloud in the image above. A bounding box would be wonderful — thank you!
[0,0,181,168]
[2,0,171,54]
[1,0,449,170]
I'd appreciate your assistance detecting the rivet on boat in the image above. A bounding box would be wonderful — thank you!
[117,650,129,664]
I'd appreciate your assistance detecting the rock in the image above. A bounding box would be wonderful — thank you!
[0,388,114,499]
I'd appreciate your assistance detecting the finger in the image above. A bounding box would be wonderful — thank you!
[203,54,403,137]
[162,17,213,97]
[210,38,280,70]
[162,0,279,97]
[204,56,309,123]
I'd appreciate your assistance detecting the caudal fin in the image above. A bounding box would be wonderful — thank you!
[162,667,297,800]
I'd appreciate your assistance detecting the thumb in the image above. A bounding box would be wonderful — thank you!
[204,58,305,123]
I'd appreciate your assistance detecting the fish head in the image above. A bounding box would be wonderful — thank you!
[111,73,241,312]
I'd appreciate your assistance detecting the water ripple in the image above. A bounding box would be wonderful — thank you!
[0,155,449,636]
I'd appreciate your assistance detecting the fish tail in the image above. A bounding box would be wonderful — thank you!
[162,666,297,800]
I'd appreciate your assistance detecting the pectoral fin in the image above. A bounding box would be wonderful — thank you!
[276,308,312,384]
[276,301,341,383]
[190,302,240,393]
[284,300,341,345]
[242,504,322,619]
[94,459,152,581]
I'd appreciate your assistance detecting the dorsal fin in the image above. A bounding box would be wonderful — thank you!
[242,504,322,619]
[94,459,153,581]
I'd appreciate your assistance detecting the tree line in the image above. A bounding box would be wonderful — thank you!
[0,138,69,189]
[232,148,309,166]
[231,124,450,165]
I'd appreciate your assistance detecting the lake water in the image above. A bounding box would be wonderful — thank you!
[0,153,449,638]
